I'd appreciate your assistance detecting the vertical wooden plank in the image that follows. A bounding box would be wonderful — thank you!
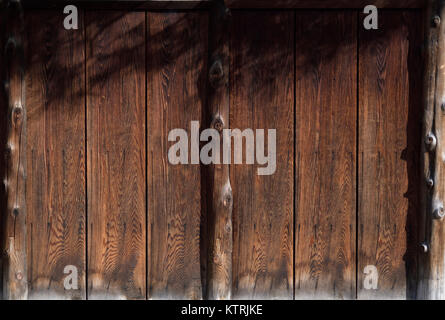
[358,11,423,299]
[147,12,207,299]
[2,0,27,300]
[206,0,232,300]
[294,11,356,300]
[230,11,294,299]
[87,12,146,300]
[0,2,7,301]
[418,0,445,300]
[25,11,86,299]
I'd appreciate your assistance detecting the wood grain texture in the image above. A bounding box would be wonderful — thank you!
[86,11,146,300]
[230,11,294,299]
[417,0,438,300]
[3,1,27,300]
[358,11,423,299]
[147,12,207,299]
[0,4,7,301]
[206,0,232,300]
[418,0,445,300]
[294,11,356,300]
[25,11,86,300]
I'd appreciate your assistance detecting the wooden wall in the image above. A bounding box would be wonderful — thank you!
[358,11,423,300]
[0,9,423,299]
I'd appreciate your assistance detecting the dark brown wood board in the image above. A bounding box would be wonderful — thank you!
[147,12,207,299]
[0,5,7,301]
[358,11,423,299]
[25,11,86,299]
[230,11,294,299]
[86,11,146,299]
[294,11,357,300]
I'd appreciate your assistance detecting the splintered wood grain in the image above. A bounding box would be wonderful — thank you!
[294,11,356,300]
[230,11,294,299]
[25,12,86,300]
[86,12,146,300]
[147,12,207,299]
[358,11,423,299]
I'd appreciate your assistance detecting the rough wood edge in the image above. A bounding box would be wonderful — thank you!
[206,0,232,300]
[2,0,27,300]
[418,0,445,300]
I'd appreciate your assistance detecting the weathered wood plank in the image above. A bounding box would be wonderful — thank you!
[0,2,8,301]
[206,0,232,300]
[294,11,356,300]
[86,11,146,300]
[147,12,207,299]
[358,11,423,299]
[2,0,28,300]
[418,0,445,300]
[25,11,86,300]
[230,11,294,299]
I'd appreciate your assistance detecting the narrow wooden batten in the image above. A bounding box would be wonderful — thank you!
[418,0,445,300]
[206,0,233,300]
[2,0,28,300]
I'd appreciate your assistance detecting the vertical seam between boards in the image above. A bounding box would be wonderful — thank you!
[293,8,297,301]
[145,10,149,301]
[356,9,360,301]
[84,8,88,301]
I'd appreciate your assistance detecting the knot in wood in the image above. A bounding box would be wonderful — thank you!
[5,37,17,52]
[225,221,232,233]
[225,7,231,18]
[427,178,434,188]
[13,207,19,216]
[5,144,12,158]
[425,133,437,151]
[433,15,441,27]
[223,193,232,208]
[209,59,224,88]
[442,101,445,112]
[433,204,445,220]
[213,253,221,265]
[211,116,224,132]
[12,104,23,123]
[221,7,232,23]
[15,272,23,281]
